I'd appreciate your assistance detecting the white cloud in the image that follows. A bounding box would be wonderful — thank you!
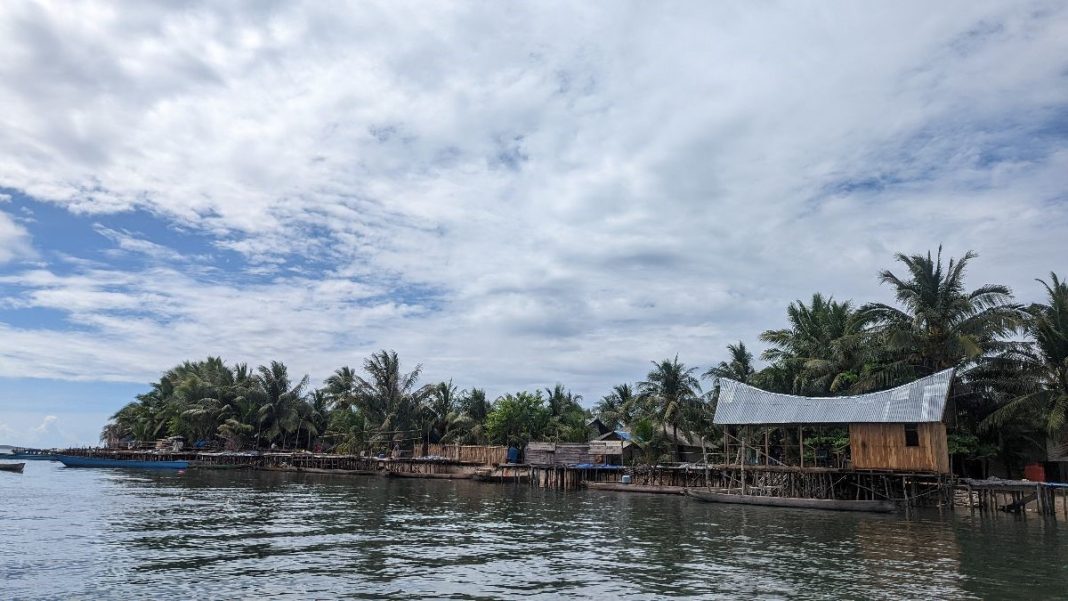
[0,412,95,448]
[0,1,1065,404]
[0,209,33,263]
[33,415,57,434]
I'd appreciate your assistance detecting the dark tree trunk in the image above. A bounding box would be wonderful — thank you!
[673,422,681,462]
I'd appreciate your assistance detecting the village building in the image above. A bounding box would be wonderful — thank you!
[713,368,955,474]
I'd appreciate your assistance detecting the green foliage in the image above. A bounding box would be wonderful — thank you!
[703,342,756,384]
[484,391,551,448]
[638,355,703,461]
[758,294,860,395]
[855,247,1022,390]
[593,384,636,430]
[630,418,673,464]
[946,432,997,459]
[976,273,1068,435]
[804,429,850,454]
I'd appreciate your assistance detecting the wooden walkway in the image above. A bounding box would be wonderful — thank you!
[959,478,1068,517]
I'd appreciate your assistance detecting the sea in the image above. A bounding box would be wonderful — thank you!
[2,460,1067,599]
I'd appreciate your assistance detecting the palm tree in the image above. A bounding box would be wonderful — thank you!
[460,388,491,424]
[638,356,702,461]
[422,380,459,444]
[856,247,1022,390]
[254,361,309,449]
[447,388,492,444]
[594,384,636,430]
[324,366,360,411]
[354,350,431,452]
[171,357,236,443]
[703,342,756,384]
[980,273,1068,435]
[297,390,331,450]
[543,384,587,442]
[544,384,582,417]
[760,294,860,394]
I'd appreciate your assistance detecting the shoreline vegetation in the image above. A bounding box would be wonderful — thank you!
[98,247,1067,481]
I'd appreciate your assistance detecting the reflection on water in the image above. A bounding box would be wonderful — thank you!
[2,461,1066,599]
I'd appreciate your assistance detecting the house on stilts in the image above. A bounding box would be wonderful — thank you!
[713,368,955,473]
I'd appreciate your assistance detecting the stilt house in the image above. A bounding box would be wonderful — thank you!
[713,369,954,474]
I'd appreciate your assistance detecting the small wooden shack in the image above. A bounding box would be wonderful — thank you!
[524,442,593,466]
[713,369,955,474]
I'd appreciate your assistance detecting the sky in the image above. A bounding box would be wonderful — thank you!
[0,1,1066,448]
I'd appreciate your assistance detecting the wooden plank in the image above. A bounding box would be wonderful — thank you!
[1000,492,1037,513]
[588,440,623,455]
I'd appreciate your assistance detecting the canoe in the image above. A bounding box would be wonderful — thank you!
[0,462,25,473]
[582,482,688,495]
[685,489,896,513]
[381,470,471,480]
[56,454,189,469]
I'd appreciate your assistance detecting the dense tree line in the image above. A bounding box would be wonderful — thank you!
[101,349,593,453]
[103,248,1067,474]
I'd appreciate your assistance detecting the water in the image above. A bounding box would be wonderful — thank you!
[2,462,1067,600]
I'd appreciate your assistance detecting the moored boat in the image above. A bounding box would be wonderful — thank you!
[0,462,26,473]
[7,448,57,460]
[685,488,896,513]
[57,454,189,470]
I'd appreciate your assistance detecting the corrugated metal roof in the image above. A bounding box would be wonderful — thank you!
[712,369,954,425]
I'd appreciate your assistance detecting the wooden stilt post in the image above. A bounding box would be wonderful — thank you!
[741,426,747,494]
[723,427,729,466]
[764,428,769,466]
[799,426,804,469]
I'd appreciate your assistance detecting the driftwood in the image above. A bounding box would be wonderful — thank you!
[999,492,1037,513]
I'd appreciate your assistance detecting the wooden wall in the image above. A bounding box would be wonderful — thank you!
[523,442,593,466]
[555,443,592,465]
[418,444,509,465]
[849,423,950,474]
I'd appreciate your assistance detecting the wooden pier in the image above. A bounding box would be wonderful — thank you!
[958,478,1068,518]
[58,448,480,477]
[529,463,957,509]
[57,447,1067,518]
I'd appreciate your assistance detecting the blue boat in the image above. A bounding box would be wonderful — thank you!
[56,454,189,469]
[7,448,57,461]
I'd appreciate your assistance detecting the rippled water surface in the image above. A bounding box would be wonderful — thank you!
[2,461,1067,599]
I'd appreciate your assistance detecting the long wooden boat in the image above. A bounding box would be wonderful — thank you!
[0,462,25,473]
[582,482,689,495]
[57,454,189,470]
[685,489,896,513]
[381,470,471,480]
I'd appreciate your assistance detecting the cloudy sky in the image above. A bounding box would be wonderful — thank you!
[0,1,1066,447]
